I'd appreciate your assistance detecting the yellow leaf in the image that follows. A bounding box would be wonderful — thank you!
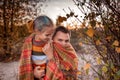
[94,77,99,80]
[112,40,119,46]
[115,47,120,53]
[79,42,83,46]
[77,71,82,75]
[96,40,101,45]
[84,63,91,70]
[102,66,108,73]
[86,28,94,37]
[96,57,102,65]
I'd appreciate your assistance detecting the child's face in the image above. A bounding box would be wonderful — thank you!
[36,27,54,42]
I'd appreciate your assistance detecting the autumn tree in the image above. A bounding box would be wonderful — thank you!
[0,0,47,61]
[56,0,120,79]
[73,0,120,79]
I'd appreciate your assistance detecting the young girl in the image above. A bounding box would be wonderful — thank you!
[19,15,54,80]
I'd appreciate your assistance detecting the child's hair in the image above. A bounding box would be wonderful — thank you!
[33,15,54,31]
[52,26,71,39]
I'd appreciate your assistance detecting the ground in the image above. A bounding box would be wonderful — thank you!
[0,53,98,80]
[0,61,19,80]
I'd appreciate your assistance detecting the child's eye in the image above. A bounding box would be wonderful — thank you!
[58,39,63,42]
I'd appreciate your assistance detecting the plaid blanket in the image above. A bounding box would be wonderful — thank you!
[19,34,35,80]
[44,42,78,80]
[19,34,78,80]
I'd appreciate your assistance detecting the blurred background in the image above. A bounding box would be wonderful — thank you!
[0,0,120,80]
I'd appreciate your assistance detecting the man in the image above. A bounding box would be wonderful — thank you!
[42,26,78,80]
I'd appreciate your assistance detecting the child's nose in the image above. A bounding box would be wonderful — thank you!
[47,35,51,39]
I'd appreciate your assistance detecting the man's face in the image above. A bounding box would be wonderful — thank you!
[53,31,70,47]
[36,27,54,42]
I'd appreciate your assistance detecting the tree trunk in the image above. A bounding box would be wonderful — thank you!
[3,0,7,55]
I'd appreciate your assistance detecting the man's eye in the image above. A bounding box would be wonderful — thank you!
[65,40,69,42]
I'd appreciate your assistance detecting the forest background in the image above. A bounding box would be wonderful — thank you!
[0,0,120,80]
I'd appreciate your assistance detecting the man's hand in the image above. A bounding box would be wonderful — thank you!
[34,66,45,79]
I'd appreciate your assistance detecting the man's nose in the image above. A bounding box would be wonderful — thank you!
[62,41,66,46]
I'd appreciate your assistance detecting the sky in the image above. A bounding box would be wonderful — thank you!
[40,0,84,25]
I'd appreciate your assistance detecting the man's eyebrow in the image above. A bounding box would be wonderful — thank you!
[58,39,63,41]
[65,39,69,42]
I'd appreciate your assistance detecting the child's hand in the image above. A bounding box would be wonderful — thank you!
[34,66,45,79]
[42,41,53,60]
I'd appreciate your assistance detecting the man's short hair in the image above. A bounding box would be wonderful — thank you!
[52,26,70,39]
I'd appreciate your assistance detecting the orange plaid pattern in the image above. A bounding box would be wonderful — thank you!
[44,42,78,80]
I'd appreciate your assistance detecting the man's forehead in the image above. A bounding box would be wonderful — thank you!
[55,31,70,38]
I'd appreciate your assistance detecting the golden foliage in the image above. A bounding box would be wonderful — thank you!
[84,63,91,70]
[26,20,34,33]
[77,71,82,75]
[105,36,112,41]
[96,40,101,45]
[115,47,120,53]
[79,42,83,46]
[102,66,108,73]
[112,40,119,46]
[96,57,102,65]
[86,28,94,37]
[94,77,99,80]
